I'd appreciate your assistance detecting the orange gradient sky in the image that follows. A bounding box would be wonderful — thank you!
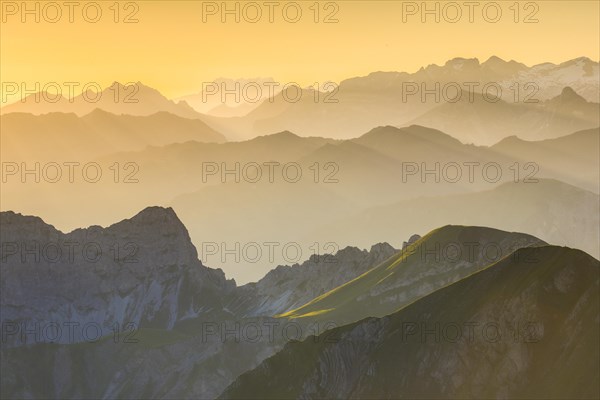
[1,0,599,101]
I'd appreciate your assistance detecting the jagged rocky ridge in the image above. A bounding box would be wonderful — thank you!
[225,242,397,318]
[2,208,597,399]
[0,208,398,344]
[0,207,398,398]
[0,207,235,345]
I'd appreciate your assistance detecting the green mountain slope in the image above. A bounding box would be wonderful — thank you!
[280,225,545,327]
[221,246,600,399]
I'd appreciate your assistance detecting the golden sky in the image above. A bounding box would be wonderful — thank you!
[1,0,599,101]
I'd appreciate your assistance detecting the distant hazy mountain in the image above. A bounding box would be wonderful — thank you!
[223,245,599,399]
[100,129,335,200]
[207,101,265,118]
[176,77,276,116]
[500,56,599,102]
[170,179,361,283]
[2,125,597,283]
[308,179,600,260]
[407,87,599,144]
[200,57,599,141]
[337,56,526,101]
[0,82,202,119]
[490,127,599,191]
[3,58,595,142]
[200,84,433,140]
[198,85,344,140]
[1,109,226,161]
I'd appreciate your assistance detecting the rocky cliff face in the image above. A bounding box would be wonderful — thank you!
[0,207,235,345]
[0,208,397,398]
[226,243,397,318]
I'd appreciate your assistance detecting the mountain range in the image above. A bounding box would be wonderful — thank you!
[3,12,599,398]
[0,82,201,119]
[2,124,598,282]
[1,208,598,399]
[308,178,600,261]
[2,57,598,143]
[1,109,225,161]
[199,57,600,141]
[407,86,599,144]
[175,77,277,117]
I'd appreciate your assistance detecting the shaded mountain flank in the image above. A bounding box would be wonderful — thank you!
[222,246,600,399]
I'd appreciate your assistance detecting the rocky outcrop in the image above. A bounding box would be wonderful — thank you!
[402,234,421,249]
[0,207,235,345]
[225,243,397,318]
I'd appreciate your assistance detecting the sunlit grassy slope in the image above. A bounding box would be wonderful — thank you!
[222,245,600,399]
[278,225,546,326]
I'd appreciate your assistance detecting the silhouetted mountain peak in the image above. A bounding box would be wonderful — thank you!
[444,57,480,69]
[271,130,299,138]
[0,211,60,235]
[101,206,193,241]
[357,125,463,148]
[84,107,114,118]
[402,234,421,250]
[369,242,396,255]
[250,130,302,143]
[366,125,401,134]
[547,86,588,106]
[484,55,505,64]
[562,86,583,98]
[482,56,528,74]
[128,206,180,224]
[493,135,526,147]
[560,56,597,67]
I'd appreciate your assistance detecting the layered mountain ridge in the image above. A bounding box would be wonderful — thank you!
[222,245,600,399]
[2,207,598,399]
[3,57,598,142]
